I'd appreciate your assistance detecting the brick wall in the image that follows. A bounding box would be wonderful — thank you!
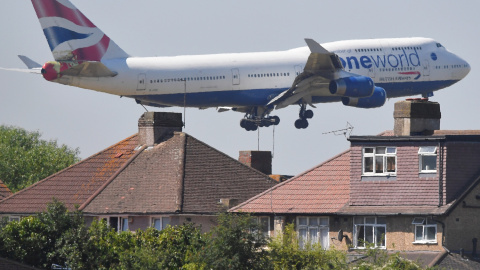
[445,142,480,203]
[444,183,480,253]
[350,142,440,206]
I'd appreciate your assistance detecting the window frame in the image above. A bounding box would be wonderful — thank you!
[418,146,437,173]
[253,216,270,238]
[412,217,437,244]
[151,216,171,231]
[362,147,397,176]
[297,216,329,249]
[99,216,129,232]
[353,216,387,249]
[8,216,20,222]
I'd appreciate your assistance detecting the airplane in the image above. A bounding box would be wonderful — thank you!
[1,0,471,131]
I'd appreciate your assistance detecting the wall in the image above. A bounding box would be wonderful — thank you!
[444,183,480,253]
[350,142,441,206]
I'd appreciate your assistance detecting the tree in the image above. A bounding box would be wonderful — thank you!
[197,213,272,270]
[0,125,80,192]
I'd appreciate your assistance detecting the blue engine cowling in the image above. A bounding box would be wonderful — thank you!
[341,87,386,108]
[329,76,375,97]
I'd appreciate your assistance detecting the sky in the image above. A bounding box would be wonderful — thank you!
[0,1,478,176]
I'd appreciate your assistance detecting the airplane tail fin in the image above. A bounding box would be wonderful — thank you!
[31,0,129,62]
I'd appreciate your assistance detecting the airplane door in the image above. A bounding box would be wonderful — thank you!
[232,68,240,85]
[422,60,430,77]
[137,73,146,90]
[368,66,376,78]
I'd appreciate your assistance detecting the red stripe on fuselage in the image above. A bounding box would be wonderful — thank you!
[31,0,95,28]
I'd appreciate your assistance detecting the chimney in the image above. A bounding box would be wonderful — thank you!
[393,99,441,136]
[239,151,272,175]
[138,112,183,147]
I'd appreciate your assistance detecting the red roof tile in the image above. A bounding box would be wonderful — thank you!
[0,180,12,200]
[231,150,351,214]
[0,135,139,214]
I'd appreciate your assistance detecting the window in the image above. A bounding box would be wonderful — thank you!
[418,146,437,173]
[354,216,386,248]
[363,147,396,175]
[252,216,270,238]
[413,217,437,243]
[9,216,20,222]
[100,216,129,232]
[152,216,170,230]
[297,217,329,249]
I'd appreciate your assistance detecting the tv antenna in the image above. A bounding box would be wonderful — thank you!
[322,122,354,138]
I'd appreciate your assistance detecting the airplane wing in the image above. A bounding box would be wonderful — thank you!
[268,38,344,109]
[0,55,43,74]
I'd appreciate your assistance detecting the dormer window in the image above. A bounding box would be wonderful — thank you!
[418,146,437,173]
[362,147,396,175]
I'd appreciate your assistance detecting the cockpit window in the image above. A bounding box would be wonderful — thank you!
[436,43,444,48]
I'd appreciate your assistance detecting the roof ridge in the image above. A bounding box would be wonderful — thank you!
[183,132,274,181]
[0,134,139,205]
[230,148,351,212]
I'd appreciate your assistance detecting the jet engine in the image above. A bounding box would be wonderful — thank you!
[41,61,70,81]
[329,76,375,97]
[341,87,386,108]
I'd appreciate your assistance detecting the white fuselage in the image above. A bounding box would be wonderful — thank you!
[58,37,470,108]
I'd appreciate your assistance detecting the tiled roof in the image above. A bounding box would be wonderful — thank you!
[231,150,351,214]
[436,252,480,269]
[0,179,12,200]
[0,135,139,214]
[82,133,276,215]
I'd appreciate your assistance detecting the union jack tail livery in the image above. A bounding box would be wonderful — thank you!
[32,0,129,62]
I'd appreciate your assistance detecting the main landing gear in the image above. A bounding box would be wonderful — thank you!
[240,107,280,131]
[294,104,313,129]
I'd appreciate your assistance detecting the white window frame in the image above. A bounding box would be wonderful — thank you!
[353,216,387,249]
[151,216,171,231]
[297,216,329,249]
[413,217,437,244]
[418,146,437,173]
[8,216,20,222]
[362,147,397,176]
[99,216,129,232]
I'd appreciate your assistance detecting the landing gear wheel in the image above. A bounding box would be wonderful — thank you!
[304,110,314,119]
[295,119,309,129]
[271,116,280,125]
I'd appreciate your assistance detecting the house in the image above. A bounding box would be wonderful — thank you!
[0,112,276,232]
[231,99,480,267]
[0,179,12,200]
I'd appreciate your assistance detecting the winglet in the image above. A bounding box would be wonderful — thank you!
[304,39,330,54]
[18,55,42,69]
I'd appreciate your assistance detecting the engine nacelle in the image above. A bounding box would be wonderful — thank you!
[341,87,386,108]
[41,61,70,81]
[329,76,375,97]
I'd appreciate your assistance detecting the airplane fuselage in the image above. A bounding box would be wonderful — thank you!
[59,37,469,109]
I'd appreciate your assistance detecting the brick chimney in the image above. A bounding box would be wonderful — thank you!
[393,99,441,136]
[138,112,183,147]
[239,151,272,175]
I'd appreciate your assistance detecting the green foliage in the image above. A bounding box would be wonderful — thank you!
[0,199,87,269]
[197,212,272,270]
[0,204,429,270]
[268,223,347,270]
[0,125,80,192]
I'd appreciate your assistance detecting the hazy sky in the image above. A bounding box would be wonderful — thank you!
[0,1,477,175]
